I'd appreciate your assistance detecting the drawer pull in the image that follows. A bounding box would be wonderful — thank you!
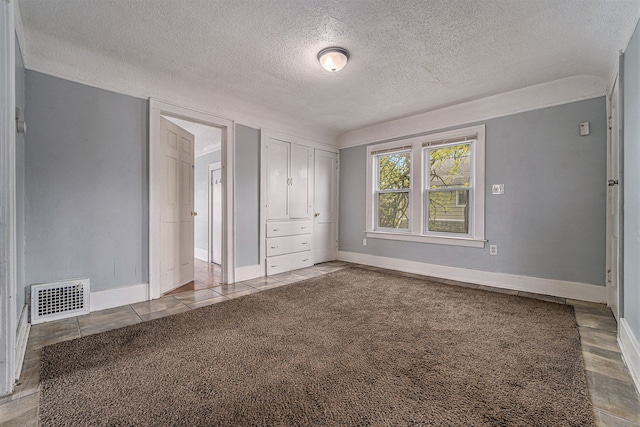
[302,258,309,262]
[270,245,279,249]
[272,228,280,232]
[271,265,277,268]
[301,226,307,229]
[301,242,308,245]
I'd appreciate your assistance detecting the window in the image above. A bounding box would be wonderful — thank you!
[365,125,485,248]
[374,148,411,231]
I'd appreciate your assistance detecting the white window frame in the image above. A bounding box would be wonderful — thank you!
[365,124,485,248]
[373,147,412,233]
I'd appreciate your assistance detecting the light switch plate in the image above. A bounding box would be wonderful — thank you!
[492,184,504,195]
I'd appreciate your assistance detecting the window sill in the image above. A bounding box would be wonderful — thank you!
[365,231,486,248]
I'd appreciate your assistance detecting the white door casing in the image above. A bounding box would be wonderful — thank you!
[160,117,195,294]
[209,164,222,265]
[150,99,235,300]
[314,149,338,263]
[606,68,622,320]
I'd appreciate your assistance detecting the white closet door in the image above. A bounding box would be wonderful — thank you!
[266,139,289,220]
[289,143,312,219]
[314,149,338,262]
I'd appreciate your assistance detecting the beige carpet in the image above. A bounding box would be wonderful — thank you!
[39,268,594,426]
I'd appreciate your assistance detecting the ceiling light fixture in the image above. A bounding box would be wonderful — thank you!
[318,47,349,72]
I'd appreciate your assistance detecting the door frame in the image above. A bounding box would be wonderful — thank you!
[606,54,624,318]
[149,100,235,299]
[208,162,222,265]
[0,0,17,396]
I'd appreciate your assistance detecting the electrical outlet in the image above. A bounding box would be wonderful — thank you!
[491,184,504,195]
[489,245,498,255]
[363,238,367,246]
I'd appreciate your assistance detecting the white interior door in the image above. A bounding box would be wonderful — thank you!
[210,166,222,265]
[160,117,195,294]
[607,75,621,320]
[314,149,338,263]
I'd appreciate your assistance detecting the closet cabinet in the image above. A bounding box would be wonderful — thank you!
[265,138,312,220]
[264,137,314,275]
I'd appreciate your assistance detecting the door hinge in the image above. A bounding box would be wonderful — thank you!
[608,117,612,130]
[607,269,611,283]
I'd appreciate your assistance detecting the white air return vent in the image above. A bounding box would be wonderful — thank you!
[31,279,90,324]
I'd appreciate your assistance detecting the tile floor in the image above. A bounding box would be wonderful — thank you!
[1,262,639,426]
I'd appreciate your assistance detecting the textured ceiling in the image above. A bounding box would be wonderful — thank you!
[17,0,640,143]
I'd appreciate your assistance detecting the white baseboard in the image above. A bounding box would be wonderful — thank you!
[338,251,606,303]
[619,318,640,395]
[194,248,208,262]
[15,305,30,381]
[235,264,263,282]
[90,283,149,312]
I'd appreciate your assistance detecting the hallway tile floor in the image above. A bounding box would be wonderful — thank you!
[1,262,638,426]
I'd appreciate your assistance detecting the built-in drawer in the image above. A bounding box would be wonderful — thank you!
[266,220,312,238]
[266,251,313,275]
[267,234,311,257]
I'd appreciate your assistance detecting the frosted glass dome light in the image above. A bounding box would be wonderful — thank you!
[318,47,349,72]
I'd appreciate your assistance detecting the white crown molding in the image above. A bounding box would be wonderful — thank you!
[90,283,149,312]
[620,318,640,395]
[338,251,606,303]
[338,75,607,149]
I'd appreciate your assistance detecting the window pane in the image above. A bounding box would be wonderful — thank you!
[378,192,410,229]
[378,152,411,190]
[429,143,471,189]
[428,190,469,234]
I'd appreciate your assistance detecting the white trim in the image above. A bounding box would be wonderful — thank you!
[262,128,337,152]
[365,125,485,247]
[619,318,640,394]
[339,75,607,149]
[14,305,29,381]
[149,99,235,299]
[365,231,486,248]
[90,283,149,312]
[194,248,208,262]
[235,264,263,282]
[0,0,17,397]
[338,251,606,303]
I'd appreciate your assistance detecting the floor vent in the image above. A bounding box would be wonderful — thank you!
[31,279,90,324]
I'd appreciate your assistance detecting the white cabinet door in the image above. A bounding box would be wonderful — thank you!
[289,143,312,219]
[265,139,290,220]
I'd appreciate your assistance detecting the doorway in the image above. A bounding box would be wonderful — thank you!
[149,100,235,300]
[606,69,622,321]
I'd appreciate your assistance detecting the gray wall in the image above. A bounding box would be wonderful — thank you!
[194,150,221,255]
[25,71,148,293]
[340,97,606,286]
[623,21,640,343]
[15,37,25,320]
[235,125,260,267]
